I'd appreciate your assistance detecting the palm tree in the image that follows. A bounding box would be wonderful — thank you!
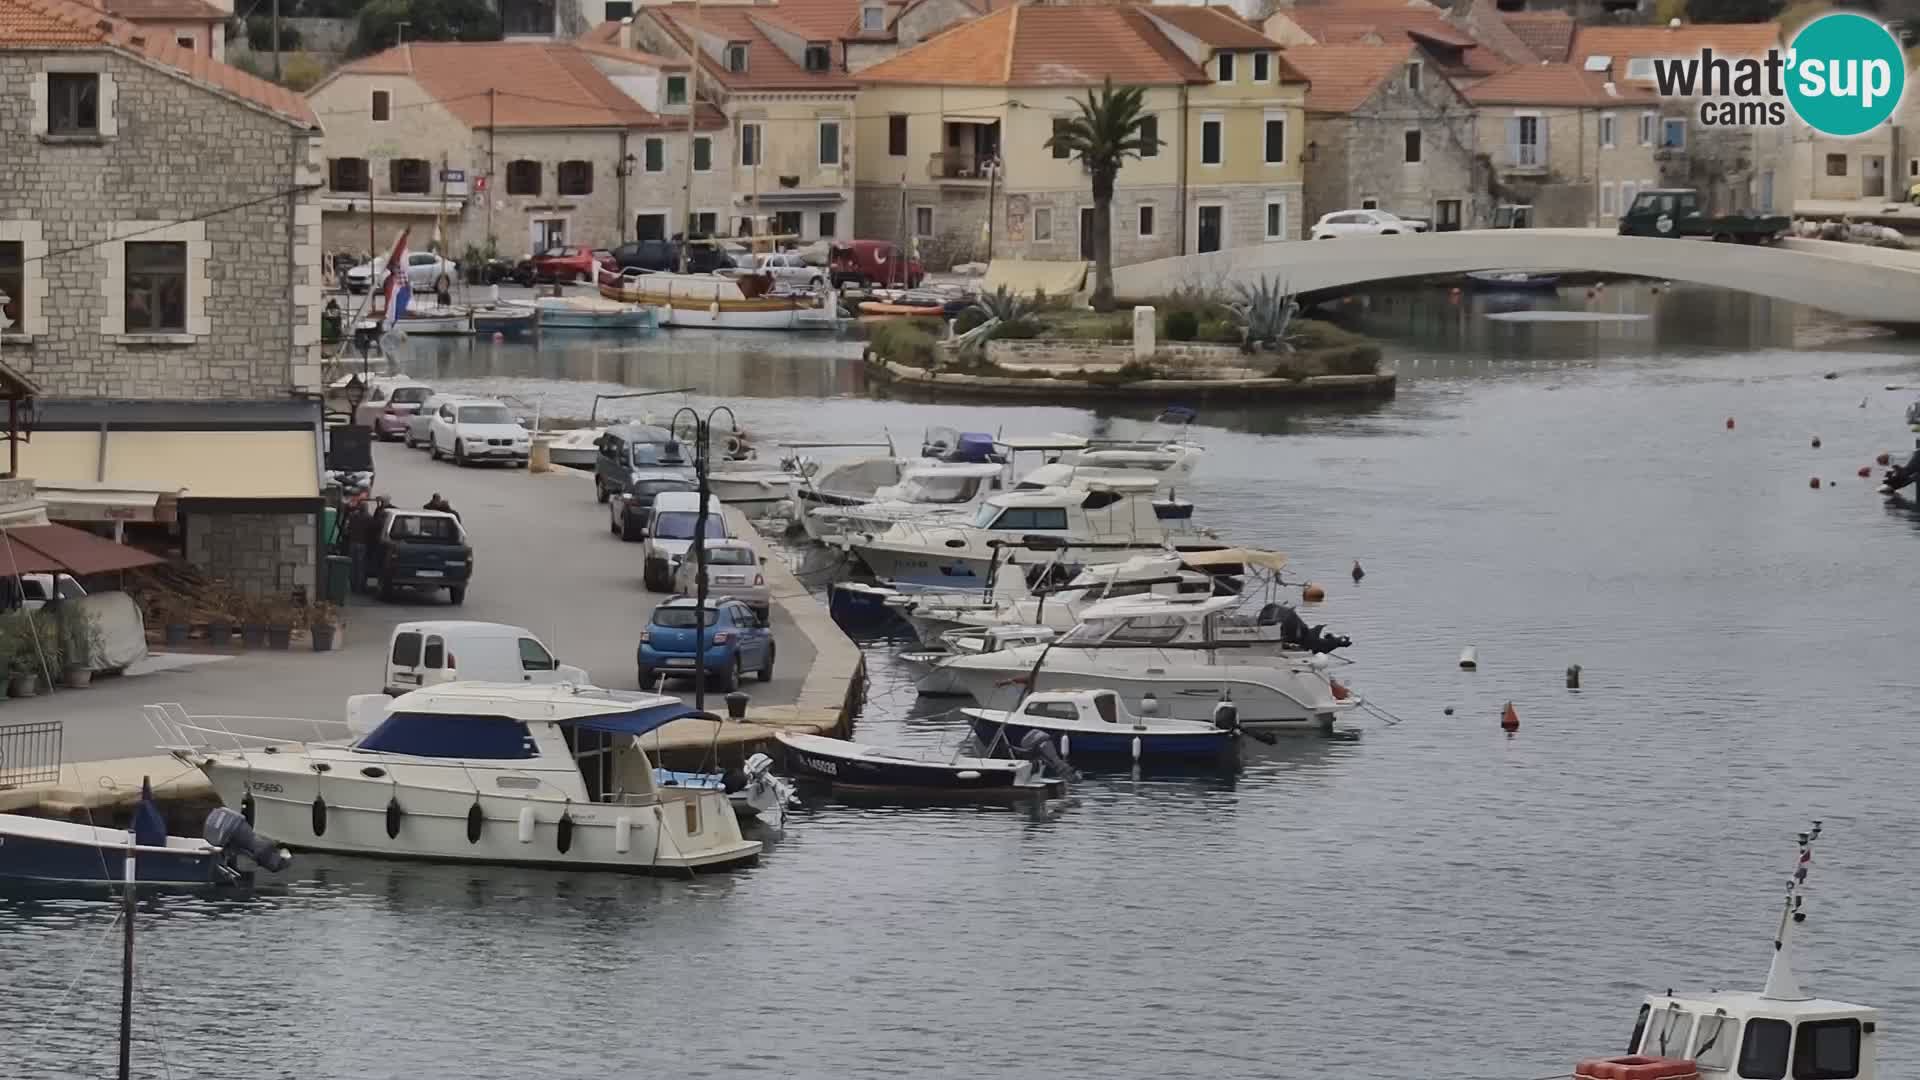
[1044,78,1162,311]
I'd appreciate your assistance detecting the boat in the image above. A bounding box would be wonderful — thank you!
[0,780,290,887]
[546,426,609,469]
[512,295,657,331]
[897,551,1227,646]
[805,460,1008,541]
[598,268,838,330]
[397,304,472,335]
[1466,269,1561,291]
[773,730,1068,796]
[904,624,1057,696]
[652,753,795,824]
[151,683,762,873]
[965,688,1248,763]
[1568,821,1882,1080]
[706,461,801,513]
[472,304,538,337]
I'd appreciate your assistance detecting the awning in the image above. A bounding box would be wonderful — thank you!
[19,430,319,500]
[37,485,181,524]
[735,189,846,205]
[983,259,1088,298]
[564,703,716,738]
[1181,547,1288,572]
[0,523,164,575]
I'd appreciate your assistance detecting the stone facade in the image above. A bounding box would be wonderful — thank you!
[1479,103,1658,227]
[1303,61,1484,229]
[186,511,318,596]
[0,50,323,396]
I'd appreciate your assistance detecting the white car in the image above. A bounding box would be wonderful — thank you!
[641,490,732,592]
[427,399,531,468]
[405,392,481,449]
[670,540,771,619]
[1310,209,1430,239]
[344,251,459,294]
[754,252,826,290]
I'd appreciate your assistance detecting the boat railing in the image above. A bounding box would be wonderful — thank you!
[144,703,354,756]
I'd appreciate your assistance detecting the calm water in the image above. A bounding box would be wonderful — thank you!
[10,284,1920,1080]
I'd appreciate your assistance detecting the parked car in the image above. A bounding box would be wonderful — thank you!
[384,620,587,696]
[610,238,735,275]
[829,240,923,288]
[609,475,697,541]
[530,246,617,284]
[354,380,433,438]
[405,392,480,449]
[1310,209,1430,239]
[0,573,85,612]
[365,508,471,604]
[478,256,535,286]
[670,540,770,619]
[635,596,773,692]
[1616,188,1788,244]
[344,251,460,293]
[592,422,689,503]
[755,251,826,290]
[428,399,531,468]
[641,490,731,591]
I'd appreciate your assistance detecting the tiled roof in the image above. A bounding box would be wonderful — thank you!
[103,0,224,20]
[858,5,1211,86]
[1501,11,1574,62]
[1282,41,1413,111]
[1143,5,1279,50]
[569,35,688,69]
[1572,22,1780,74]
[0,0,316,125]
[338,42,700,129]
[608,5,860,90]
[1463,62,1657,106]
[1278,5,1505,76]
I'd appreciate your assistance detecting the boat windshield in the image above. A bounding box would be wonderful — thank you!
[899,474,984,504]
[652,512,727,540]
[458,405,514,424]
[1061,614,1187,646]
[1060,618,1119,646]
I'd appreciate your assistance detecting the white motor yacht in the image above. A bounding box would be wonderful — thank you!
[151,682,761,873]
[902,624,1058,696]
[806,461,1007,540]
[899,551,1227,645]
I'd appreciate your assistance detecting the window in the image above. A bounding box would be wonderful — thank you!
[1434,198,1462,231]
[1826,153,1849,177]
[862,3,883,29]
[804,43,831,72]
[1138,114,1158,158]
[517,638,556,671]
[725,42,748,73]
[1265,117,1286,164]
[1661,117,1686,148]
[888,114,908,156]
[1911,158,1919,177]
[558,159,593,194]
[1138,204,1155,237]
[665,74,687,106]
[817,210,837,238]
[1628,1005,1651,1053]
[988,507,1069,530]
[692,211,717,234]
[775,210,803,236]
[357,713,535,759]
[1108,614,1187,645]
[1253,51,1270,82]
[1023,700,1081,721]
[506,160,541,195]
[0,243,22,332]
[328,157,369,192]
[1403,129,1421,163]
[1406,61,1421,91]
[1643,1010,1695,1061]
[740,122,761,166]
[1600,111,1616,147]
[1509,114,1542,167]
[1201,117,1222,165]
[1689,1013,1738,1074]
[1627,57,1655,80]
[389,158,430,194]
[1052,118,1071,159]
[124,242,186,333]
[819,120,841,166]
[1793,1019,1861,1080]
[1736,1018,1791,1080]
[604,0,631,18]
[391,632,422,667]
[175,35,195,49]
[1601,181,1615,215]
[1265,197,1286,240]
[1034,207,1053,242]
[1360,198,1379,210]
[913,205,933,236]
[370,89,390,122]
[644,138,665,173]
[1639,110,1656,145]
[1216,52,1234,82]
[693,136,711,172]
[47,72,100,135]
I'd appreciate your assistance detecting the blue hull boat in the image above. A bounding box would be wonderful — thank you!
[964,689,1239,763]
[0,780,291,888]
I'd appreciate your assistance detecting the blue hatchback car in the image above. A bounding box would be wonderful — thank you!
[637,596,774,692]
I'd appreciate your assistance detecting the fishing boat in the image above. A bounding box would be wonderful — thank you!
[151,683,761,873]
[472,304,537,337]
[904,624,1057,696]
[773,730,1067,796]
[397,304,472,335]
[652,754,795,824]
[1466,269,1561,291]
[0,779,290,887]
[965,688,1248,763]
[598,268,838,330]
[1569,822,1881,1080]
[513,295,657,331]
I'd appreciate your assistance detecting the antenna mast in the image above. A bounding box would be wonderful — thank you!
[1762,819,1823,1001]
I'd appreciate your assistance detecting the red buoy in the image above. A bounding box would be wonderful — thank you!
[1574,1055,1700,1080]
[1809,477,1822,489]
[1500,701,1519,733]
[1330,679,1350,701]
[1725,417,1736,430]
[1860,466,1873,477]
[1811,435,1822,448]
[1301,583,1326,603]
[1878,451,1892,466]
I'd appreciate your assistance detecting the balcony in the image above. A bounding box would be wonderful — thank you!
[929,120,1000,186]
[1502,142,1547,174]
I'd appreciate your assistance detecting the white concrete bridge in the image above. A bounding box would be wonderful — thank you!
[1108,230,1920,325]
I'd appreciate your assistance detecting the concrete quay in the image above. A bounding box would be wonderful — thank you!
[0,440,863,820]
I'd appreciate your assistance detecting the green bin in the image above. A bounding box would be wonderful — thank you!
[324,554,353,605]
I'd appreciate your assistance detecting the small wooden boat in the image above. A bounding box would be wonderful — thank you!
[1466,269,1561,291]
[513,295,657,331]
[472,304,537,337]
[0,781,290,887]
[397,304,473,335]
[964,688,1242,763]
[774,731,1065,795]
[599,268,836,330]
[859,300,945,317]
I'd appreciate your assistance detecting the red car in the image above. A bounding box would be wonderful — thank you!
[530,246,617,283]
[829,240,923,289]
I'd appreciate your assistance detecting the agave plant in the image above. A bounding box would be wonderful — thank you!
[970,285,1031,327]
[1229,275,1301,354]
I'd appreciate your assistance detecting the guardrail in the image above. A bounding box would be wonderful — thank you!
[0,720,62,790]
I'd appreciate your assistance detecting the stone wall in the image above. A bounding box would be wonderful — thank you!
[856,182,1199,271]
[1305,67,1484,229]
[987,339,1246,370]
[185,511,317,596]
[0,49,321,397]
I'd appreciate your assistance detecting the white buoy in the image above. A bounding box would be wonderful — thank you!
[1060,734,1071,758]
[1140,693,1159,716]
[613,815,632,854]
[517,806,535,843]
[1459,645,1478,670]
[1131,736,1141,762]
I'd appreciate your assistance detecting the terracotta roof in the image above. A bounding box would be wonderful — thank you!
[569,35,689,69]
[1143,5,1278,50]
[104,0,223,20]
[1463,62,1657,106]
[336,42,712,128]
[1572,22,1780,75]
[1501,11,1573,62]
[859,5,1210,86]
[0,0,315,125]
[618,5,860,90]
[1278,5,1506,76]
[1282,41,1413,111]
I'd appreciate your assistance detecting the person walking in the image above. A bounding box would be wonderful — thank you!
[346,500,378,594]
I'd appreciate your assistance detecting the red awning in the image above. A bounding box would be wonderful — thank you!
[0,524,165,576]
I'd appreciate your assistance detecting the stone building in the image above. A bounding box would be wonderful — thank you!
[100,0,232,60]
[1,0,328,596]
[1463,64,1659,227]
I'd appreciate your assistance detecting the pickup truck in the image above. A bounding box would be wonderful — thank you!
[1617,189,1789,245]
[367,509,472,605]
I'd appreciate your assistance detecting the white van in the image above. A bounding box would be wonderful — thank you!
[641,491,732,592]
[384,621,588,696]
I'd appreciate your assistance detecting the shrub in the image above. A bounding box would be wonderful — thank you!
[954,307,989,334]
[1196,317,1241,344]
[245,16,301,50]
[991,319,1041,340]
[868,318,942,368]
[280,51,329,91]
[1165,310,1199,341]
[351,0,501,57]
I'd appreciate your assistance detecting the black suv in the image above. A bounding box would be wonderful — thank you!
[611,237,734,275]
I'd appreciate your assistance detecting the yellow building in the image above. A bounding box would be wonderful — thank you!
[854,4,1307,268]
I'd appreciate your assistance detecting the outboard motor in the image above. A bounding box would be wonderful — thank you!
[1212,700,1241,733]
[204,806,293,874]
[1884,444,1920,494]
[1017,729,1079,782]
[1262,603,1354,654]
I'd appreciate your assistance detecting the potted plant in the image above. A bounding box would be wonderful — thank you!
[7,615,42,697]
[58,608,102,688]
[265,598,294,650]
[152,596,191,649]
[307,602,338,652]
[205,588,236,648]
[35,617,62,692]
[239,594,268,648]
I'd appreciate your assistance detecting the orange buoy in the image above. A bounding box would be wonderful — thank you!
[1860,466,1873,477]
[492,331,505,343]
[1809,476,1822,489]
[1811,435,1822,448]
[1500,701,1519,732]
[1330,679,1349,701]
[1301,583,1326,603]
[1725,417,1736,430]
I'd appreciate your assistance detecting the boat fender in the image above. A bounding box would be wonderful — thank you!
[614,814,632,854]
[311,794,328,837]
[1131,736,1141,762]
[557,811,574,855]
[385,796,403,839]
[1212,701,1240,733]
[1572,1055,1699,1080]
[956,770,981,781]
[1501,701,1520,733]
[466,801,484,844]
[518,806,536,844]
[724,434,745,457]
[240,790,256,826]
[1459,645,1478,670]
[1059,734,1070,758]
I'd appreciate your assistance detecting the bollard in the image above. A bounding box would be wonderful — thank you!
[1132,305,1156,361]
[1459,645,1477,670]
[1566,664,1582,690]
[530,437,552,473]
[724,691,750,720]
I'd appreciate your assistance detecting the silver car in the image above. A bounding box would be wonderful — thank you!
[405,392,481,449]
[670,540,771,619]
[344,251,459,294]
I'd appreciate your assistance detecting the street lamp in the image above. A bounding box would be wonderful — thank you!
[669,404,738,714]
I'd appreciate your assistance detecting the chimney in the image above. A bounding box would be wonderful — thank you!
[619,15,633,49]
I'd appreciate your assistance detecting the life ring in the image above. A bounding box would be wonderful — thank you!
[1574,1056,1700,1080]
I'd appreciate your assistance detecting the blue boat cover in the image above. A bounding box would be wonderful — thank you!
[356,713,539,759]
[132,777,167,848]
[953,432,996,462]
[566,703,712,737]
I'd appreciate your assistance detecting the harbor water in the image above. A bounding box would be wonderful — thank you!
[7,284,1920,1079]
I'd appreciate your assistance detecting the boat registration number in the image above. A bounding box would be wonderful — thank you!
[416,570,443,578]
[664,658,695,667]
[800,755,837,776]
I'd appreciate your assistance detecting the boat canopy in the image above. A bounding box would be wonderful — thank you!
[994,435,1091,453]
[1182,547,1288,572]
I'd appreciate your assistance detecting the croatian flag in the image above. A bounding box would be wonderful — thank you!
[380,226,412,330]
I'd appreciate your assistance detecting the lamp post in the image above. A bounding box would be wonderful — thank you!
[670,404,737,714]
